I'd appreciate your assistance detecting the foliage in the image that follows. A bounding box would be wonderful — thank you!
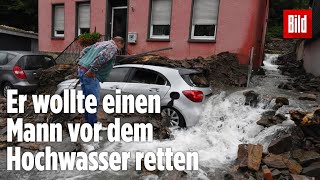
[267,0,309,40]
[0,0,38,31]
[78,33,102,47]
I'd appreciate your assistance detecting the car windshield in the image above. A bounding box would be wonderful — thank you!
[182,73,210,87]
[17,55,54,70]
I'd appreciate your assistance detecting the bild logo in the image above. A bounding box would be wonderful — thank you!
[283,10,312,39]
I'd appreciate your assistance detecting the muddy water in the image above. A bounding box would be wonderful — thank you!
[0,54,318,180]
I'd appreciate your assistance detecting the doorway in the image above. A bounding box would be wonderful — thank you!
[106,0,128,54]
[111,7,127,41]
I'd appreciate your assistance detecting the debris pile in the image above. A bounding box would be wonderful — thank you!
[237,91,320,179]
[277,52,320,95]
[120,52,248,89]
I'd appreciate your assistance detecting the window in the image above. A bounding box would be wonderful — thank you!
[0,52,8,65]
[53,5,65,37]
[149,0,172,39]
[0,52,15,65]
[181,73,210,87]
[77,3,91,36]
[17,56,55,70]
[191,0,220,40]
[130,69,168,85]
[106,68,131,82]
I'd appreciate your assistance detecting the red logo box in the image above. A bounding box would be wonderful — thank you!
[283,10,312,39]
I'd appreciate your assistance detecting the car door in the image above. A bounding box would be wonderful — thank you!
[100,67,131,97]
[122,68,171,98]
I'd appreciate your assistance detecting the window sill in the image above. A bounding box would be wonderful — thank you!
[147,38,170,42]
[51,37,65,40]
[188,39,216,43]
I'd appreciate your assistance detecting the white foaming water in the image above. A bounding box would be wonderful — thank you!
[99,91,282,168]
[263,54,280,71]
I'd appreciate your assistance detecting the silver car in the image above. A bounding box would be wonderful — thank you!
[55,64,213,127]
[0,51,55,97]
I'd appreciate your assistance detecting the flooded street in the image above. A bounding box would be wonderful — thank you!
[0,54,319,180]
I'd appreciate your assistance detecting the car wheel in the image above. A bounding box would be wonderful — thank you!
[161,107,186,128]
[2,82,13,97]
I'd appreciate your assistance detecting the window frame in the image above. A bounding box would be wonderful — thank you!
[147,0,173,41]
[128,68,170,86]
[189,0,220,42]
[52,4,65,38]
[76,1,91,37]
[106,67,132,82]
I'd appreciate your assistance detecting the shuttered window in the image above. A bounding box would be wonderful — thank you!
[191,0,220,40]
[149,0,172,39]
[77,3,91,36]
[53,5,65,37]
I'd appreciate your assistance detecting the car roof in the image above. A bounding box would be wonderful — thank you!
[0,51,44,56]
[114,64,200,74]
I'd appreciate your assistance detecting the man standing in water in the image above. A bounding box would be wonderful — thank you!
[78,36,125,125]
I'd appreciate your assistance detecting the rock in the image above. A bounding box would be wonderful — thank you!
[47,137,81,152]
[290,109,320,126]
[290,174,316,180]
[283,158,303,174]
[292,149,320,166]
[0,135,6,142]
[268,134,292,154]
[302,161,320,178]
[0,143,7,150]
[299,94,317,101]
[255,68,266,76]
[243,91,260,107]
[271,168,282,178]
[290,127,305,150]
[162,169,187,180]
[278,82,294,90]
[257,111,287,127]
[262,154,287,169]
[276,97,289,105]
[273,103,284,111]
[224,173,235,180]
[18,142,42,151]
[237,144,263,171]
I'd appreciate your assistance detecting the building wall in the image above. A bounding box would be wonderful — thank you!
[38,0,107,53]
[0,33,32,51]
[127,0,269,65]
[39,0,269,67]
[303,39,320,76]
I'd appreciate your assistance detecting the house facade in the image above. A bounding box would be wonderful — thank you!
[39,0,269,67]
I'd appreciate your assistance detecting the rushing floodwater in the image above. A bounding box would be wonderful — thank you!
[1,54,318,180]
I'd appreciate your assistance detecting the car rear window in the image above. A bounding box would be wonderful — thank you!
[182,73,210,87]
[17,55,54,70]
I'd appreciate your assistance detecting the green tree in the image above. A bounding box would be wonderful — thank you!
[267,0,309,40]
[0,0,38,32]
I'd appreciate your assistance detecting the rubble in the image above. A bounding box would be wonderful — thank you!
[275,97,289,106]
[237,144,263,171]
[299,94,317,101]
[276,52,320,94]
[302,162,320,178]
[120,52,248,90]
[290,109,320,126]
[243,91,260,107]
[268,134,292,154]
[257,111,287,127]
[292,149,320,166]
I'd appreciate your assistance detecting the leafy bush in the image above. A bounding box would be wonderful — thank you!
[78,32,102,47]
